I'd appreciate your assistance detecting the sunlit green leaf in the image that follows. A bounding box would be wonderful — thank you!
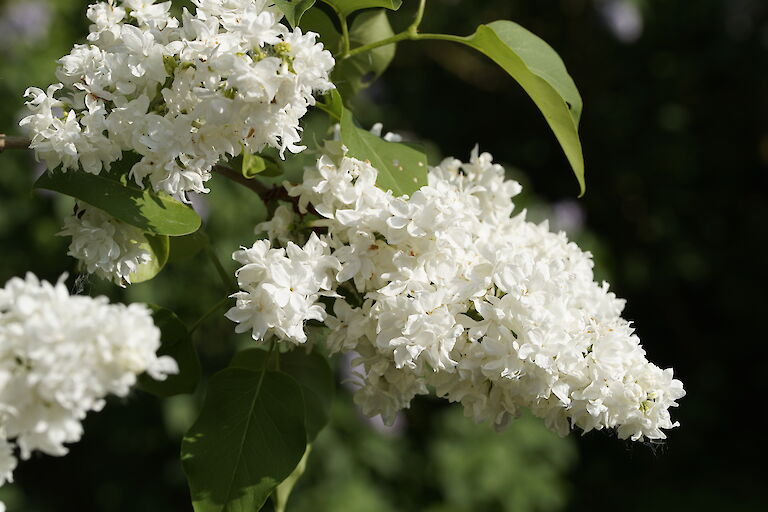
[182,369,307,512]
[128,234,170,284]
[138,306,201,397]
[457,21,585,194]
[273,0,316,27]
[245,152,282,178]
[340,107,428,196]
[243,153,267,177]
[231,148,283,180]
[34,165,201,235]
[322,0,402,17]
[315,89,344,120]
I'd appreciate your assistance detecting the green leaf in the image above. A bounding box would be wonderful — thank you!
[168,230,209,263]
[334,9,396,99]
[242,152,282,178]
[272,445,311,512]
[278,352,334,440]
[34,169,201,235]
[231,349,334,441]
[242,153,268,177]
[258,162,284,178]
[339,107,428,196]
[138,306,201,397]
[323,0,402,17]
[457,21,585,194]
[299,7,341,53]
[315,89,344,121]
[301,8,397,98]
[272,0,316,27]
[182,369,307,512]
[229,349,272,371]
[128,234,170,284]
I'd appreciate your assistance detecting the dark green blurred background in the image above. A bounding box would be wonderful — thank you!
[1,0,765,510]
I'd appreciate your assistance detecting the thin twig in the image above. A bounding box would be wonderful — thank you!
[204,244,238,294]
[211,164,273,196]
[411,0,427,32]
[188,296,230,334]
[345,32,467,59]
[344,0,436,60]
[0,134,31,152]
[212,164,297,207]
[0,136,278,197]
[323,1,351,57]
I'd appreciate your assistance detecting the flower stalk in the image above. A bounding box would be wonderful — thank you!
[0,134,283,202]
[341,0,468,60]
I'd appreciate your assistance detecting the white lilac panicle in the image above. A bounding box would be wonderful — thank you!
[0,437,15,487]
[20,0,334,198]
[226,233,340,344]
[0,436,13,512]
[0,273,177,489]
[58,202,151,286]
[228,144,686,441]
[254,203,299,247]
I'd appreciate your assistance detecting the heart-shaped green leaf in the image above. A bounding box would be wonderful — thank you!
[231,348,334,441]
[182,369,307,512]
[138,305,201,396]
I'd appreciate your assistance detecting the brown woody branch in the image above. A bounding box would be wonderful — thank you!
[211,164,273,197]
[0,134,287,202]
[0,134,31,152]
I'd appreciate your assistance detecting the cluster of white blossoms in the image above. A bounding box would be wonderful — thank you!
[0,273,177,498]
[226,232,339,344]
[227,146,685,441]
[20,0,334,198]
[59,202,151,286]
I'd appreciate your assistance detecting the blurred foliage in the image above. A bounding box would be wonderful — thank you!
[289,396,574,512]
[2,0,767,511]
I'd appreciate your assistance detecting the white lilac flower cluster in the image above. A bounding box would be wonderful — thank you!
[0,273,177,497]
[59,202,151,287]
[227,147,686,442]
[20,0,334,198]
[226,232,340,344]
